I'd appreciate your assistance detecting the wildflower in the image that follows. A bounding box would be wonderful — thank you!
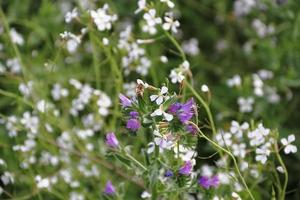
[215,131,232,147]
[227,75,241,87]
[179,161,193,175]
[142,9,162,35]
[164,169,174,177]
[119,93,132,107]
[151,105,173,121]
[169,69,185,84]
[255,143,271,164]
[135,0,147,14]
[150,86,168,105]
[129,111,139,118]
[65,8,78,23]
[126,118,141,132]
[161,0,175,8]
[237,97,254,113]
[281,134,297,154]
[10,28,24,45]
[248,123,270,146]
[105,132,119,148]
[182,38,199,56]
[198,175,219,189]
[160,55,168,63]
[186,124,197,135]
[153,130,174,150]
[177,99,195,123]
[163,15,180,33]
[141,191,152,198]
[104,181,116,195]
[90,4,118,32]
[201,84,209,92]
[230,121,249,139]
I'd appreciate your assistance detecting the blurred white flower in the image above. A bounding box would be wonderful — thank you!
[182,38,200,56]
[161,0,175,8]
[150,86,168,105]
[237,97,254,113]
[90,4,117,31]
[142,9,162,35]
[151,105,173,121]
[281,134,297,154]
[10,28,24,45]
[227,75,241,87]
[169,69,185,84]
[65,8,78,23]
[163,15,180,33]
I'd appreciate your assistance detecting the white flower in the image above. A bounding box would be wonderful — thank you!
[201,84,209,92]
[137,79,149,88]
[35,176,50,189]
[161,0,175,8]
[237,97,254,113]
[255,143,271,164]
[281,134,297,154]
[169,69,185,83]
[142,9,162,35]
[141,191,152,198]
[102,37,109,45]
[90,4,117,32]
[248,123,270,146]
[276,166,285,174]
[10,28,24,45]
[215,131,232,147]
[234,0,256,16]
[151,105,173,121]
[135,0,147,14]
[65,8,78,23]
[232,143,246,158]
[153,130,174,150]
[163,15,180,33]
[182,38,199,56]
[227,75,241,87]
[160,55,168,63]
[252,74,264,97]
[230,120,249,138]
[150,86,168,105]
[232,192,242,200]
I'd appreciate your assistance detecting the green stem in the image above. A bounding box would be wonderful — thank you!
[123,150,148,172]
[185,81,217,136]
[275,143,288,200]
[164,30,186,61]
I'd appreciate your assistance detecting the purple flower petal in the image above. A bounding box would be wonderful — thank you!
[104,181,115,195]
[119,93,132,108]
[179,161,193,175]
[126,118,141,132]
[105,132,119,148]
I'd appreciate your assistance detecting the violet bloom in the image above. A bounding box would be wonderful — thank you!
[179,161,193,175]
[186,124,197,135]
[168,98,195,123]
[129,111,139,118]
[198,175,219,189]
[105,132,119,148]
[126,118,141,132]
[104,181,116,195]
[177,98,195,123]
[119,93,132,108]
[164,169,174,177]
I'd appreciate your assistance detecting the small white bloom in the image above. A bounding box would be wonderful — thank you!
[160,55,168,63]
[142,9,162,35]
[281,134,297,154]
[276,166,285,174]
[227,75,241,87]
[151,105,173,121]
[169,69,185,84]
[137,79,149,88]
[150,86,168,105]
[135,0,147,14]
[65,8,78,23]
[102,37,109,45]
[163,15,180,33]
[237,97,254,113]
[10,28,24,45]
[141,191,152,198]
[201,84,209,92]
[161,0,175,8]
[230,120,249,138]
[182,38,199,56]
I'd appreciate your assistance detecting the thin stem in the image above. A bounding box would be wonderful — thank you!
[164,30,186,61]
[185,81,217,135]
[122,150,148,172]
[275,143,288,200]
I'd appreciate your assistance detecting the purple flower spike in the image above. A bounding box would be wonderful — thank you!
[119,93,132,108]
[198,175,219,189]
[126,118,141,132]
[129,111,139,118]
[179,161,193,175]
[105,132,119,148]
[178,98,195,123]
[104,181,116,195]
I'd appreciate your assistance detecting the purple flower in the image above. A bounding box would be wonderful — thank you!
[179,161,193,175]
[129,111,139,118]
[164,169,174,177]
[168,98,195,124]
[119,93,132,108]
[105,132,119,148]
[177,98,195,123]
[186,124,197,135]
[168,102,181,114]
[198,175,219,189]
[126,118,141,132]
[104,181,116,195]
